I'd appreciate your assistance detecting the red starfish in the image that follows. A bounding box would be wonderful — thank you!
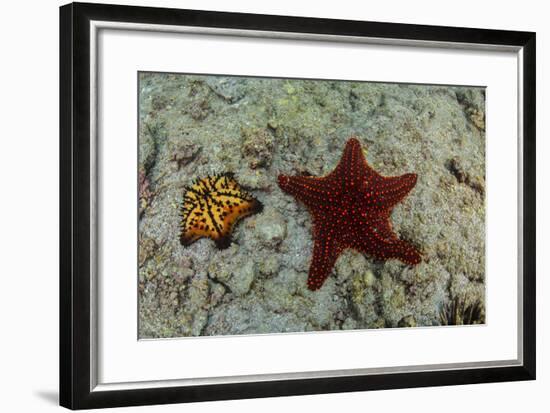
[278,137,421,291]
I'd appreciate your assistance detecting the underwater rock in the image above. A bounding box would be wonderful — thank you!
[335,251,369,282]
[446,157,467,184]
[172,267,194,286]
[168,141,201,170]
[206,77,247,103]
[137,123,161,219]
[445,157,485,196]
[257,254,281,277]
[138,236,157,268]
[341,317,358,330]
[235,170,272,190]
[204,300,308,336]
[455,88,485,131]
[138,168,154,218]
[188,99,210,121]
[191,310,209,336]
[254,209,287,247]
[241,127,275,169]
[209,282,226,307]
[349,270,379,325]
[151,94,170,112]
[268,268,302,296]
[377,272,409,327]
[209,258,257,297]
[139,121,159,172]
[468,108,485,131]
[363,269,376,287]
[230,261,256,296]
[187,273,209,308]
[308,278,341,328]
[398,315,417,328]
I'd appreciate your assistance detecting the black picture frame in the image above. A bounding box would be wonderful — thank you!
[60,2,536,410]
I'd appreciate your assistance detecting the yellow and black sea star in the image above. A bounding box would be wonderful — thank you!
[180,173,263,249]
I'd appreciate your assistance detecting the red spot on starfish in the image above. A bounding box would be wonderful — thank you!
[278,137,421,291]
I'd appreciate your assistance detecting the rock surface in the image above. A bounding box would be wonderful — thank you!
[138,73,486,338]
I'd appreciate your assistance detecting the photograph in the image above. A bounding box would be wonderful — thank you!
[54,1,537,409]
[137,72,486,339]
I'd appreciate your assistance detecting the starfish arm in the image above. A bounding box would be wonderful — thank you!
[367,173,417,210]
[278,175,335,210]
[357,220,421,265]
[329,137,377,186]
[307,227,342,291]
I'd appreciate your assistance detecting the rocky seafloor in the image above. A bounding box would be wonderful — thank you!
[138,72,486,338]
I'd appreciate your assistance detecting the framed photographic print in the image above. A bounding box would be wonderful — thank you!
[59,2,536,409]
